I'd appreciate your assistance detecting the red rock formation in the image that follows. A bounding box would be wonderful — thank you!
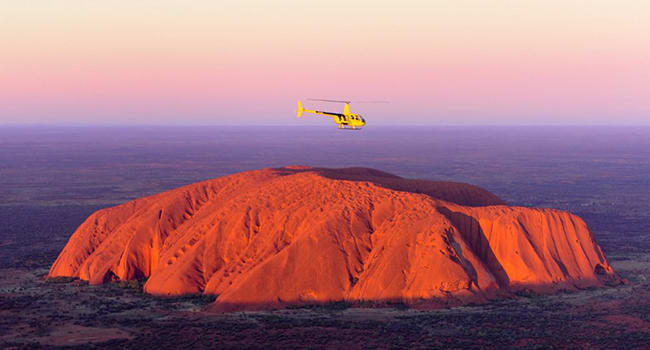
[49,166,617,311]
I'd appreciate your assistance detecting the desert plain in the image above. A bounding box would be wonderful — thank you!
[1,126,650,349]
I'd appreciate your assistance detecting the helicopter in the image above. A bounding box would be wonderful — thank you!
[297,99,366,130]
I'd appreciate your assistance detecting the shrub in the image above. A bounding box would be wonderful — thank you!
[44,276,76,284]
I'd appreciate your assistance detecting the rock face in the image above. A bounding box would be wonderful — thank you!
[49,166,617,311]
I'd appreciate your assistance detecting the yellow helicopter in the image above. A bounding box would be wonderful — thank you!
[297,99,366,130]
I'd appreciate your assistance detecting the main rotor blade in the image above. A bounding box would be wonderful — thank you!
[307,98,351,104]
[306,98,388,104]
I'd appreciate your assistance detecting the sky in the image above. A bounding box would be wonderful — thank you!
[1,1,649,125]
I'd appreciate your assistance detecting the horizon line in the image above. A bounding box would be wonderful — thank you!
[2,123,650,128]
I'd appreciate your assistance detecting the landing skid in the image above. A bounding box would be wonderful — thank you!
[337,126,363,131]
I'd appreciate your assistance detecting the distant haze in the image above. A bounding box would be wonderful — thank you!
[1,1,649,125]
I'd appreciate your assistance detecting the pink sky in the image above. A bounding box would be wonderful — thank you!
[1,1,649,125]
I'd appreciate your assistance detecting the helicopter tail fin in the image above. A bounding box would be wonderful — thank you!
[297,101,304,118]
